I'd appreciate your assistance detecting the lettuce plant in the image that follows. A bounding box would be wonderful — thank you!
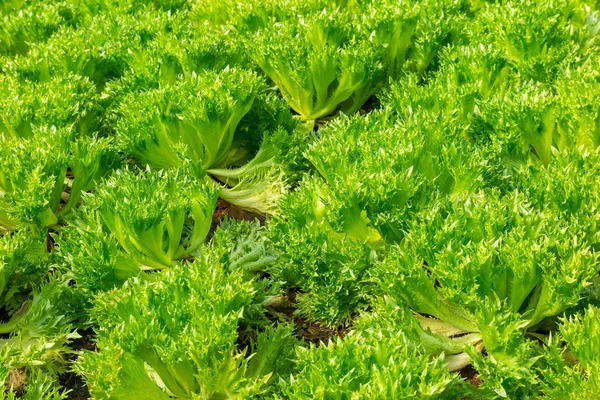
[0,129,118,231]
[115,68,304,215]
[245,0,466,121]
[2,8,173,87]
[54,207,144,296]
[480,80,557,166]
[400,0,468,77]
[278,313,467,399]
[0,74,102,140]
[214,1,291,30]
[114,25,248,93]
[208,124,309,215]
[0,233,80,399]
[383,57,573,169]
[77,256,269,399]
[115,68,265,170]
[555,53,600,151]
[266,180,377,326]
[265,107,486,324]
[434,45,511,125]
[305,108,485,243]
[1,367,68,399]
[538,306,600,398]
[0,229,48,320]
[209,219,277,276]
[470,0,594,84]
[0,279,80,373]
[249,5,387,121]
[359,1,419,78]
[0,1,91,57]
[80,166,218,270]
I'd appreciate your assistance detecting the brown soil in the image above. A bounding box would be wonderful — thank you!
[294,320,350,345]
[60,329,95,399]
[69,329,97,352]
[61,372,89,400]
[460,364,482,388]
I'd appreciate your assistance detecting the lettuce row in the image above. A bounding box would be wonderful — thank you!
[2,0,600,397]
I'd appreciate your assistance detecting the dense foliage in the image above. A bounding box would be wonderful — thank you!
[1,0,599,398]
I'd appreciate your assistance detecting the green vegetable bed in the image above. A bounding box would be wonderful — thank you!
[1,0,599,398]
